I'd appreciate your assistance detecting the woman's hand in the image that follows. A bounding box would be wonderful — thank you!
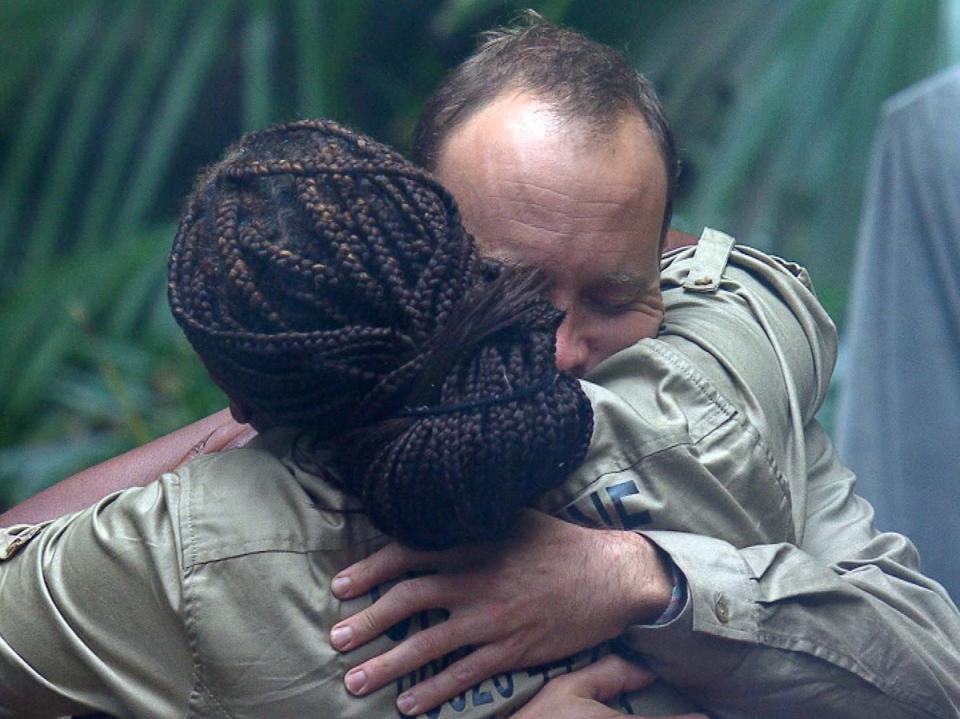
[513,654,707,719]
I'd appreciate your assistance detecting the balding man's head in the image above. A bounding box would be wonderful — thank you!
[412,14,678,236]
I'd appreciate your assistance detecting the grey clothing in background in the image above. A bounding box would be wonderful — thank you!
[836,66,960,601]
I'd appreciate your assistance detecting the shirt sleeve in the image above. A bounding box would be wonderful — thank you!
[553,238,960,718]
[0,476,192,719]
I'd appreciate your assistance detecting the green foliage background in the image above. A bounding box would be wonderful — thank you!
[1,0,958,511]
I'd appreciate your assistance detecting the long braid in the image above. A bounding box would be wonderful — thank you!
[169,119,592,549]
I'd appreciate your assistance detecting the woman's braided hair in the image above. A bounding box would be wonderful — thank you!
[168,119,593,549]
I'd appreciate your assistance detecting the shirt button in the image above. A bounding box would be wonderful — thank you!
[715,594,731,623]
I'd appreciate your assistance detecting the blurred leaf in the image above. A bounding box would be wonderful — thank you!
[0,1,75,124]
[432,0,509,36]
[69,303,153,446]
[0,2,97,267]
[0,227,169,429]
[75,1,189,253]
[22,2,141,275]
[0,433,127,508]
[635,0,953,322]
[113,2,233,235]
[243,1,276,132]
[294,0,329,117]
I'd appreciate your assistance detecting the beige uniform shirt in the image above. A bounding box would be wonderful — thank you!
[2,230,958,718]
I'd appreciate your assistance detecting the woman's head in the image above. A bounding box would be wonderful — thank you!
[168,119,592,549]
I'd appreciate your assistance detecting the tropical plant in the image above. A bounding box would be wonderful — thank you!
[1,0,957,510]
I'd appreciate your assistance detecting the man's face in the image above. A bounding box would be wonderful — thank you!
[435,92,667,377]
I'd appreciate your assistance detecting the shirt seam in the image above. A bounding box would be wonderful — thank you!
[574,407,743,490]
[182,472,234,719]
[644,339,795,536]
[555,414,747,531]
[756,629,947,719]
[188,545,340,568]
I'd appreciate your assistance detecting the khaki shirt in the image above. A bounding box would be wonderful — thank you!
[2,230,959,718]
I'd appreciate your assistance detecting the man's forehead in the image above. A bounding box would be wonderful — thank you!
[440,100,665,214]
[444,93,641,166]
[438,91,666,288]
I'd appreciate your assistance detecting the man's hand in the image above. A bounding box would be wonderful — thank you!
[329,510,673,716]
[513,654,707,719]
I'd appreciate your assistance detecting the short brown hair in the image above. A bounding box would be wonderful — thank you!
[412,13,679,234]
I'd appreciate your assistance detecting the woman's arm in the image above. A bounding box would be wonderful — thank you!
[0,409,254,526]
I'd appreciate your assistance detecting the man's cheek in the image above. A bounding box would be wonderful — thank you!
[606,317,655,353]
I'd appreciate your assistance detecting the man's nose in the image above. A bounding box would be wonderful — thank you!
[554,312,589,377]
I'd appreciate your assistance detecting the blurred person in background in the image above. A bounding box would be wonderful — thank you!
[836,66,960,602]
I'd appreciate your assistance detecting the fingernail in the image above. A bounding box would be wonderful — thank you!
[344,668,367,695]
[330,624,353,649]
[397,692,417,715]
[332,575,352,597]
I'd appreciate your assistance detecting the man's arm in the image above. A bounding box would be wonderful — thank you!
[328,236,960,717]
[616,242,957,715]
[618,422,960,718]
[0,409,253,526]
